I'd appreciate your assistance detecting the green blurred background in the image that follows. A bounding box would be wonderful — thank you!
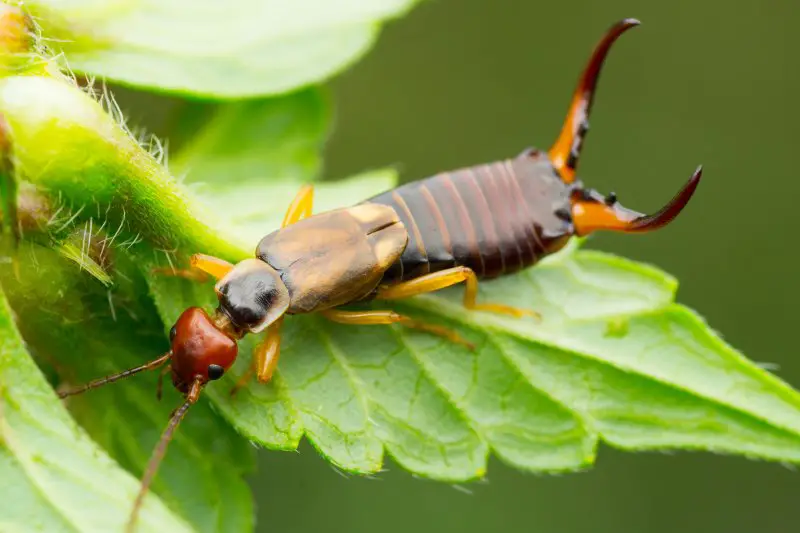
[119,0,800,531]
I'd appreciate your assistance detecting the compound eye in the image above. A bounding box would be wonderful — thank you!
[169,325,177,342]
[207,364,225,381]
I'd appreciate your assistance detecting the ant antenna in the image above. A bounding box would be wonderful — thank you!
[58,353,171,398]
[126,376,203,533]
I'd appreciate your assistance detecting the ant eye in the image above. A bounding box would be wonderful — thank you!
[169,325,177,342]
[207,364,225,381]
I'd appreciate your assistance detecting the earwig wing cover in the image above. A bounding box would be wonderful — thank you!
[257,205,407,313]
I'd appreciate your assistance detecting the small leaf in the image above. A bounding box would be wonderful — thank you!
[24,0,420,97]
[172,88,330,187]
[0,276,193,532]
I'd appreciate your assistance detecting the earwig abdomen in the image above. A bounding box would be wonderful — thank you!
[364,150,574,283]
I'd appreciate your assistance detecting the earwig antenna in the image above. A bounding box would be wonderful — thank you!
[549,18,640,183]
[126,376,203,533]
[58,352,171,399]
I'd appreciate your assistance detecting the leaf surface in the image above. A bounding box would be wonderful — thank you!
[142,97,800,478]
[2,50,799,496]
[24,0,419,97]
[0,274,194,533]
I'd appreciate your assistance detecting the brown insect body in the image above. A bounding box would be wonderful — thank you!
[365,152,573,283]
[218,153,573,325]
[254,204,407,314]
[57,19,705,532]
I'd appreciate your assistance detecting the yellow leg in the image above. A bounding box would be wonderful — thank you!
[282,184,314,227]
[152,253,234,282]
[256,317,284,383]
[229,317,284,396]
[376,266,539,319]
[321,309,474,350]
[190,253,235,279]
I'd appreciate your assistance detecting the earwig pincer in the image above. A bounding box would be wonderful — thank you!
[57,19,702,531]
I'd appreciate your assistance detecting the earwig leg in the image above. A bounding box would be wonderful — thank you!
[152,253,234,282]
[255,317,284,383]
[230,317,283,397]
[190,253,234,279]
[151,266,209,282]
[230,317,284,396]
[375,266,540,319]
[321,309,474,350]
[151,253,234,282]
[282,184,314,227]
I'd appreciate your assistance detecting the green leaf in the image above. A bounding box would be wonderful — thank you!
[3,52,800,496]
[23,0,420,98]
[172,88,330,187]
[146,78,800,477]
[157,230,800,480]
[0,270,194,532]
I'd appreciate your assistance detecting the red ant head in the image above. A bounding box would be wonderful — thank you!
[169,307,238,394]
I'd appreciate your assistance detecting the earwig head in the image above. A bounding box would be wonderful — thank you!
[215,258,290,334]
[547,18,702,236]
[169,307,238,393]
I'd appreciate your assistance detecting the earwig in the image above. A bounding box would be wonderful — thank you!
[57,19,702,531]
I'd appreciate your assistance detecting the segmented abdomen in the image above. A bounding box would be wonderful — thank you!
[363,151,574,283]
